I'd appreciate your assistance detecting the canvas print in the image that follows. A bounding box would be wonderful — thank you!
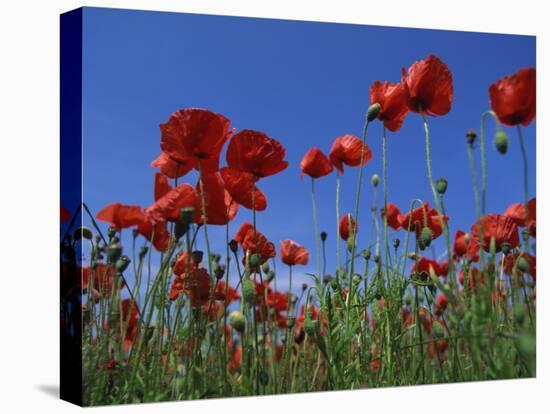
[60,7,536,406]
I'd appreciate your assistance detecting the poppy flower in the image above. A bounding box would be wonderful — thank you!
[120,299,140,351]
[182,267,213,307]
[145,183,198,223]
[388,202,447,240]
[136,217,171,252]
[411,257,448,278]
[503,198,536,237]
[434,292,449,317]
[172,252,195,277]
[453,230,479,262]
[214,281,240,304]
[151,152,192,179]
[61,206,71,224]
[489,67,536,127]
[401,55,453,116]
[266,290,288,312]
[220,167,267,211]
[329,134,372,175]
[241,228,276,265]
[369,81,408,131]
[471,214,520,253]
[339,214,358,241]
[96,203,147,231]
[382,202,402,230]
[300,147,333,178]
[160,108,233,173]
[459,267,485,291]
[195,172,239,225]
[503,252,536,281]
[234,222,255,245]
[280,239,309,266]
[226,129,288,178]
[81,263,120,297]
[228,345,242,373]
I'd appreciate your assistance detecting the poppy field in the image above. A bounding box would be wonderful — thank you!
[60,54,536,406]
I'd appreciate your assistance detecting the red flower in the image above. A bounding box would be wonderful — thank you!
[386,202,447,239]
[369,81,408,132]
[411,257,448,277]
[471,214,520,253]
[401,55,453,116]
[453,230,479,262]
[173,252,195,277]
[195,172,239,225]
[96,203,146,231]
[154,172,172,202]
[60,206,71,224]
[182,267,213,307]
[504,252,536,281]
[266,290,288,312]
[160,108,233,173]
[234,222,255,244]
[339,214,358,241]
[383,202,402,230]
[503,198,536,237]
[220,167,267,211]
[434,293,448,317]
[300,147,333,179]
[151,152,192,179]
[145,183,198,223]
[214,281,240,304]
[235,222,276,265]
[120,299,140,351]
[226,129,288,178]
[489,67,536,126]
[459,267,485,291]
[136,218,171,252]
[329,134,372,175]
[228,345,242,373]
[280,240,309,266]
[82,263,120,297]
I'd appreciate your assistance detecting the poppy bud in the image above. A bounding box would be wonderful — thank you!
[404,293,413,307]
[267,271,275,282]
[302,283,308,291]
[215,265,225,280]
[374,254,381,263]
[174,222,189,240]
[371,174,380,188]
[179,207,195,226]
[464,233,470,245]
[353,274,362,285]
[249,253,262,267]
[320,231,327,242]
[393,239,400,249]
[517,256,529,273]
[210,253,221,264]
[419,227,433,248]
[229,239,239,254]
[495,130,509,154]
[330,278,339,290]
[433,322,445,338]
[466,129,477,145]
[261,262,270,274]
[132,228,139,239]
[74,226,93,241]
[138,245,148,260]
[107,226,117,239]
[107,242,123,263]
[242,279,256,303]
[367,103,381,122]
[501,242,511,256]
[323,275,333,285]
[436,178,448,195]
[115,255,130,273]
[191,250,203,265]
[408,252,418,260]
[304,318,319,336]
[361,248,371,260]
[229,311,246,333]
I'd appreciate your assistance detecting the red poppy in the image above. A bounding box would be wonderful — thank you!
[401,55,453,116]
[160,108,233,173]
[458,267,485,291]
[503,198,536,237]
[172,252,195,277]
[504,252,536,281]
[241,228,276,265]
[145,183,198,223]
[300,147,333,179]
[136,217,171,252]
[234,222,255,245]
[195,172,239,225]
[266,290,288,312]
[60,206,71,224]
[280,239,309,266]
[154,172,172,202]
[220,167,267,211]
[181,267,213,307]
[369,81,408,132]
[120,299,140,351]
[434,293,449,317]
[383,202,402,230]
[226,129,288,178]
[96,203,146,231]
[339,214,358,241]
[228,345,242,373]
[329,134,372,175]
[151,152,192,179]
[213,281,240,304]
[471,214,520,253]
[453,230,479,262]
[411,257,448,277]
[489,67,536,126]
[82,263,120,297]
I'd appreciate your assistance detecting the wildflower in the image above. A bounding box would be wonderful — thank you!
[145,184,198,223]
[220,167,267,211]
[195,172,239,225]
[280,240,309,266]
[489,67,536,126]
[339,214,358,241]
[96,203,146,231]
[471,214,520,253]
[329,134,372,175]
[300,147,333,178]
[503,198,536,237]
[369,81,408,131]
[401,55,453,116]
[151,152,192,179]
[453,230,479,262]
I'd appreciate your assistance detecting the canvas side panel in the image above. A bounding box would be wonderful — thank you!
[60,7,83,407]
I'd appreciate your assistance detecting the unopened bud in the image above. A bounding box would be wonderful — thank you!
[261,262,270,274]
[495,130,509,155]
[436,178,448,195]
[466,129,477,145]
[371,174,380,188]
[367,103,381,122]
[393,239,400,249]
[191,250,203,265]
[229,311,246,333]
[179,207,195,226]
[249,253,262,267]
[242,279,256,303]
[107,242,123,263]
[107,226,117,239]
[229,239,239,254]
[419,227,433,248]
[74,226,93,241]
[320,231,327,242]
[115,256,130,273]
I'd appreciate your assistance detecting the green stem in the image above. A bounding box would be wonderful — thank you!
[197,161,213,276]
[467,143,481,219]
[517,125,529,209]
[311,178,321,279]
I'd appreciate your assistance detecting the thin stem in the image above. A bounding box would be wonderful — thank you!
[467,143,481,219]
[517,125,529,208]
[197,161,213,276]
[311,178,321,279]
[336,173,341,275]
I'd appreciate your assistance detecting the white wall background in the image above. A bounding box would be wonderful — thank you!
[0,1,547,412]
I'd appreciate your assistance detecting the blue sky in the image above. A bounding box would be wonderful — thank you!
[75,7,536,292]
